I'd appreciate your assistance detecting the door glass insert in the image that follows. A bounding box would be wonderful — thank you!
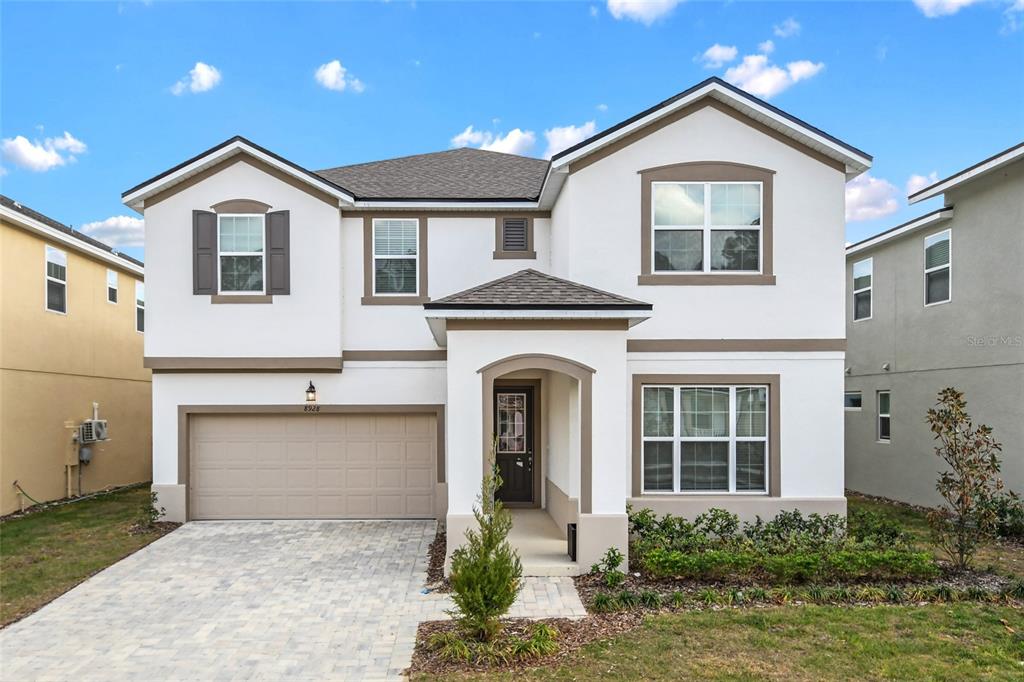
[497,393,527,453]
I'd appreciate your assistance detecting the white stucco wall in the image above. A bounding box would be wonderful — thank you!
[544,371,580,499]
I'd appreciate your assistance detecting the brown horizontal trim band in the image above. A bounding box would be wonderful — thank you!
[447,319,629,331]
[627,339,847,352]
[0,366,152,383]
[342,350,447,361]
[638,274,777,286]
[145,357,343,372]
[361,295,432,306]
[492,250,537,260]
[211,199,272,214]
[344,210,551,218]
[210,294,274,304]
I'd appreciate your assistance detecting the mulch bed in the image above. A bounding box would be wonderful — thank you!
[128,521,181,536]
[408,611,644,676]
[425,527,449,591]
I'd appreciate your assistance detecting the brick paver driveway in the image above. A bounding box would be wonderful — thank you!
[0,520,585,681]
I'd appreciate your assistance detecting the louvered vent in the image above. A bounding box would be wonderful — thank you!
[502,218,528,251]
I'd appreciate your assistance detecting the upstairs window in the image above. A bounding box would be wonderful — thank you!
[135,282,145,333]
[844,391,863,410]
[373,218,419,295]
[877,390,891,442]
[924,229,951,305]
[852,258,872,321]
[45,245,67,314]
[217,214,265,293]
[107,269,118,303]
[652,182,762,274]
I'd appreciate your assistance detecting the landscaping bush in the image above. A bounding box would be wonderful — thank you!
[983,491,1024,540]
[847,507,912,547]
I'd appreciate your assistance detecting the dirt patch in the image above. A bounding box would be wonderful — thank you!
[128,521,181,536]
[409,612,644,676]
[425,527,450,591]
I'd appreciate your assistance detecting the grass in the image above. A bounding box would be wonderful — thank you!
[0,485,175,627]
[422,604,1024,681]
[848,493,1024,578]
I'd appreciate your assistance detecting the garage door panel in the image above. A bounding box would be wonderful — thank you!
[191,413,436,519]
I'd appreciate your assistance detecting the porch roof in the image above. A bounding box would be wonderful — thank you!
[424,269,652,311]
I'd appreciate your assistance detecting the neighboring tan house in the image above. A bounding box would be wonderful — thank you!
[123,77,870,573]
[0,195,152,515]
[845,142,1024,506]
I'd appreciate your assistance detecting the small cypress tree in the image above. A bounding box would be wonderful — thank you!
[448,459,522,642]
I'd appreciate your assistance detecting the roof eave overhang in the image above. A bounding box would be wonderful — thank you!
[121,139,356,213]
[349,199,543,210]
[908,143,1024,204]
[424,308,651,346]
[0,205,145,276]
[846,208,955,256]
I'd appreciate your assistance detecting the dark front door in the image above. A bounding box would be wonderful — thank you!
[494,387,534,504]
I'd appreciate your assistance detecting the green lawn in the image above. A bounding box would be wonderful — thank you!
[426,605,1024,681]
[0,485,175,627]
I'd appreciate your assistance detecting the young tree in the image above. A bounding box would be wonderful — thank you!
[447,460,522,642]
[926,388,1004,570]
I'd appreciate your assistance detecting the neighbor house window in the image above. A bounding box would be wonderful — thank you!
[652,182,762,274]
[924,229,951,305]
[372,218,419,295]
[45,245,67,314]
[642,385,768,494]
[852,258,872,321]
[217,214,265,293]
[844,391,863,410]
[135,281,145,333]
[877,391,891,442]
[107,269,118,303]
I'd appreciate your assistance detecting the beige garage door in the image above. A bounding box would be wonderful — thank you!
[190,413,436,519]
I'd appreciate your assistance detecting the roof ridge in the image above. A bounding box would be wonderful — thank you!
[317,146,546,174]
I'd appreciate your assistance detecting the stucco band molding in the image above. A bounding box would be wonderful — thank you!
[361,215,430,305]
[478,354,596,514]
[176,404,446,520]
[631,373,781,498]
[145,357,343,372]
[627,338,846,353]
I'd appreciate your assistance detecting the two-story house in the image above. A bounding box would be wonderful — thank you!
[0,195,151,515]
[124,77,870,572]
[845,143,1024,506]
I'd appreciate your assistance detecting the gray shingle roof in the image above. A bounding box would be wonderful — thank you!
[425,269,652,310]
[316,147,549,201]
[1,194,144,268]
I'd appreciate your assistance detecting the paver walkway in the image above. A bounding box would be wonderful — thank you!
[0,520,585,681]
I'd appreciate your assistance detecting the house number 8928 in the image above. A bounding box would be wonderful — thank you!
[304,405,321,413]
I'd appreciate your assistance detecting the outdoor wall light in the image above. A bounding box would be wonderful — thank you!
[305,381,318,404]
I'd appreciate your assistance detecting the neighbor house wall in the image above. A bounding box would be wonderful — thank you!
[0,220,151,515]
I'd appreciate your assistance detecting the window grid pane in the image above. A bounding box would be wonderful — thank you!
[926,268,950,304]
[654,229,703,272]
[374,219,418,256]
[710,183,761,226]
[680,387,729,438]
[736,387,767,437]
[643,442,674,492]
[220,255,264,292]
[735,441,766,492]
[680,441,729,491]
[642,387,674,437]
[653,183,704,226]
[710,229,760,271]
[374,258,417,294]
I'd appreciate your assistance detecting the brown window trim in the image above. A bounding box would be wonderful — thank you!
[493,216,536,260]
[211,199,272,214]
[211,294,274,304]
[639,161,775,286]
[631,374,781,497]
[362,215,430,305]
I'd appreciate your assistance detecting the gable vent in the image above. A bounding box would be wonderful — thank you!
[502,218,528,252]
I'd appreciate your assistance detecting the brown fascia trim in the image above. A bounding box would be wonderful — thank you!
[210,295,274,304]
[492,216,537,260]
[479,354,595,513]
[146,357,343,372]
[342,350,447,361]
[447,319,629,331]
[361,215,431,305]
[211,199,273,214]
[568,99,846,176]
[177,403,447,518]
[631,374,781,498]
[627,338,846,352]
[638,161,775,287]
[343,210,551,218]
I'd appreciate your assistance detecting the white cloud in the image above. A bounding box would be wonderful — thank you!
[543,121,596,159]
[773,17,801,38]
[913,0,981,18]
[846,174,900,222]
[589,4,599,17]
[724,54,824,99]
[699,43,738,68]
[80,215,145,248]
[596,103,608,112]
[758,39,775,54]
[170,62,221,95]
[1,131,87,172]
[314,59,364,93]
[906,171,939,196]
[606,0,683,26]
[1002,0,1024,33]
[451,125,537,156]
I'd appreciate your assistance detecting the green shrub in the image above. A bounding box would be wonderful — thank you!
[428,631,472,662]
[509,624,559,659]
[930,585,956,603]
[670,591,687,607]
[983,491,1024,540]
[591,592,617,612]
[764,553,822,583]
[448,468,522,642]
[697,588,718,605]
[592,546,626,587]
[639,590,662,608]
[136,491,165,531]
[1002,579,1024,601]
[885,584,905,603]
[848,507,912,547]
[616,590,641,608]
[748,587,769,602]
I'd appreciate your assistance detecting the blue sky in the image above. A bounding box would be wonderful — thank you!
[2,0,1022,262]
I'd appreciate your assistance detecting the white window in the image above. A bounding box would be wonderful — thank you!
[844,391,863,410]
[924,229,951,306]
[217,214,265,293]
[852,258,872,321]
[877,390,891,442]
[372,218,419,295]
[135,281,145,333]
[107,269,118,303]
[45,245,67,314]
[652,182,762,274]
[642,385,769,494]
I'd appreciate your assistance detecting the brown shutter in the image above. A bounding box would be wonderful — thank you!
[266,210,290,295]
[193,210,217,294]
[502,218,528,251]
